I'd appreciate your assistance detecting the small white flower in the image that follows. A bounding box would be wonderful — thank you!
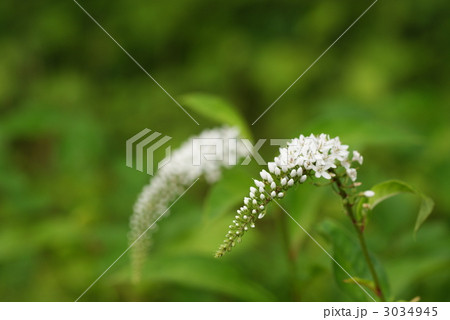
[347,168,357,181]
[290,169,297,177]
[250,187,257,194]
[278,192,284,198]
[271,191,276,197]
[281,177,287,186]
[270,181,276,189]
[288,178,294,186]
[258,212,265,219]
[314,165,331,179]
[260,193,265,200]
[352,151,363,165]
[300,175,307,183]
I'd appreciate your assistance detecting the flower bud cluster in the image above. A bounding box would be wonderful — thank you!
[215,133,363,257]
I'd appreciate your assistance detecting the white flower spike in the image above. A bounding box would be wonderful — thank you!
[130,126,248,280]
[215,133,363,257]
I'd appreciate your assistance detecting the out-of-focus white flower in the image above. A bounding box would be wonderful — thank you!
[130,126,248,280]
[215,133,363,258]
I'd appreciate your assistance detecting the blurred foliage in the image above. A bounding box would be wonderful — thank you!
[182,93,253,140]
[0,0,449,301]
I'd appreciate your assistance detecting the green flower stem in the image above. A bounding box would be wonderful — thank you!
[334,174,386,302]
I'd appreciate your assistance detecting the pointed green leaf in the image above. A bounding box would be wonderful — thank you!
[366,180,434,233]
[414,195,434,233]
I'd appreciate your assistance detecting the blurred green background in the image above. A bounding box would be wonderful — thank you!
[1,0,449,301]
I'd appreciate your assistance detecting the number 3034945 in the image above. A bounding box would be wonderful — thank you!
[383,307,437,317]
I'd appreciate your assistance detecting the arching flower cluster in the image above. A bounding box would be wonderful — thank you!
[215,133,363,257]
[130,126,248,280]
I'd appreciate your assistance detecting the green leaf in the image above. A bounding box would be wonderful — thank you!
[414,196,434,234]
[203,166,253,220]
[366,180,434,233]
[181,93,252,140]
[318,220,390,302]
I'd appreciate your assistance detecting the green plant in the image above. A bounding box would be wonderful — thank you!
[214,132,434,301]
[129,94,435,302]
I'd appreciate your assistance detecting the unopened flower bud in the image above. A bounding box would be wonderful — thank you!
[254,180,265,188]
[362,190,375,198]
[274,167,281,176]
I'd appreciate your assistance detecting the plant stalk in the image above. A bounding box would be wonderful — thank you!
[353,221,385,301]
[334,175,386,302]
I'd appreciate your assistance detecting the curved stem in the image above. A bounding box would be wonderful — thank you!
[334,175,386,302]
